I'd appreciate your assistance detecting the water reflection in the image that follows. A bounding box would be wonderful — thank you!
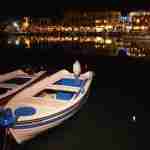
[2,35,150,56]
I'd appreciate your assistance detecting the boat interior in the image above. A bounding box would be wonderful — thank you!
[34,78,87,102]
[0,76,32,95]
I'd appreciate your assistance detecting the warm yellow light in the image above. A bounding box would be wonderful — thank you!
[74,27,79,31]
[126,26,132,30]
[133,26,140,30]
[23,21,29,29]
[95,20,101,23]
[40,37,44,41]
[136,18,140,23]
[141,26,145,30]
[95,26,104,32]
[104,20,107,23]
[85,38,91,42]
[68,27,72,31]
[73,37,79,41]
[95,37,104,43]
[86,27,91,31]
[80,26,85,31]
[105,39,112,44]
[65,27,71,32]
[61,27,65,31]
[65,37,72,41]
[25,39,30,48]
[105,25,113,30]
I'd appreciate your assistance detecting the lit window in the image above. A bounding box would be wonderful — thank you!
[95,37,104,43]
[136,18,140,23]
[105,39,112,44]
[95,26,104,32]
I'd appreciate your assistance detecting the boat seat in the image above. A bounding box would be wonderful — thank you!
[46,85,80,93]
[56,91,74,101]
[55,78,85,87]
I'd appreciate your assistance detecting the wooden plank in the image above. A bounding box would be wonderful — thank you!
[46,84,80,93]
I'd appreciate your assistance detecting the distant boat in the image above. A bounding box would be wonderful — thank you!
[0,69,46,105]
[0,62,94,144]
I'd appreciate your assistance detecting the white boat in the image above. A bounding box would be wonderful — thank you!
[0,69,46,105]
[0,62,94,144]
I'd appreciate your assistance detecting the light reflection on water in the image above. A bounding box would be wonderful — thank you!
[2,34,150,56]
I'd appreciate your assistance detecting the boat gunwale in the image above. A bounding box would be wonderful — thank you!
[13,90,89,129]
[0,70,46,102]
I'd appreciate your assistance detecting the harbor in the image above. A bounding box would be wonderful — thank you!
[0,8,146,150]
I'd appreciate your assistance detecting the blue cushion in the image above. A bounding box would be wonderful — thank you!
[56,92,74,101]
[15,106,36,117]
[56,78,84,87]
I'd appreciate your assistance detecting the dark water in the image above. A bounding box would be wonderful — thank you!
[1,34,150,57]
[0,47,140,150]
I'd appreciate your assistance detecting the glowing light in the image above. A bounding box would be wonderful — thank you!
[105,39,112,44]
[74,27,79,32]
[105,25,113,30]
[132,115,136,121]
[73,37,79,41]
[15,39,20,45]
[61,27,65,31]
[13,22,18,28]
[126,26,132,30]
[25,39,30,48]
[68,27,72,31]
[22,17,30,30]
[95,37,104,43]
[80,26,85,31]
[85,38,91,42]
[95,20,101,23]
[65,37,72,41]
[86,27,91,31]
[136,19,140,23]
[65,28,69,32]
[95,26,104,32]
[23,22,29,28]
[133,26,140,30]
[141,26,148,30]
[104,20,107,23]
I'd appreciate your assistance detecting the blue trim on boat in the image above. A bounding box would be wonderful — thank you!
[14,93,88,129]
[16,79,88,125]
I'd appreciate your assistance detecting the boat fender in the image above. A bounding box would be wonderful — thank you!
[0,108,16,128]
[73,60,81,78]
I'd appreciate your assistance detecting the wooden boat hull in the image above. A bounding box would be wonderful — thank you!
[9,89,89,144]
[0,70,46,106]
[5,70,93,144]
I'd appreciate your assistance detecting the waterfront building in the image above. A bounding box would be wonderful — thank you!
[128,11,150,32]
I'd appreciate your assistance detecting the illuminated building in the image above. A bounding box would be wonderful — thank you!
[5,10,150,34]
[63,10,121,32]
[128,11,150,32]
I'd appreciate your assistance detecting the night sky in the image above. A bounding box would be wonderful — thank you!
[0,0,150,17]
